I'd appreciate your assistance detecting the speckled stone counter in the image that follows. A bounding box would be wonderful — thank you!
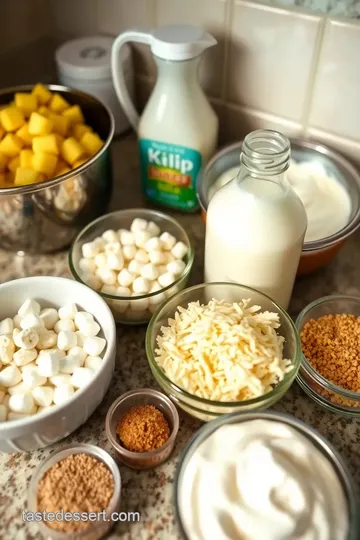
[0,135,360,540]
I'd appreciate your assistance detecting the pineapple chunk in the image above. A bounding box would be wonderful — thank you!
[14,167,41,186]
[32,84,52,105]
[28,112,53,135]
[54,159,71,177]
[0,152,8,171]
[38,106,50,117]
[54,134,64,150]
[15,93,38,116]
[72,157,88,169]
[81,132,103,156]
[0,124,5,139]
[32,152,57,176]
[62,105,84,125]
[32,134,59,155]
[0,172,6,187]
[50,113,69,137]
[6,171,14,184]
[49,93,70,114]
[0,107,25,132]
[8,155,20,174]
[72,123,92,141]
[16,123,33,146]
[20,149,34,168]
[61,137,84,165]
[0,134,24,157]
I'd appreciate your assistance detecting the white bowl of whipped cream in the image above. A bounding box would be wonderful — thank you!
[198,139,360,275]
[175,411,359,540]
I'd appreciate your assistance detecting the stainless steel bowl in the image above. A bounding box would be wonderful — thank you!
[198,139,360,275]
[0,84,114,253]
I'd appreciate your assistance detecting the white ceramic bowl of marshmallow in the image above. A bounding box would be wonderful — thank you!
[0,276,116,453]
[69,209,194,324]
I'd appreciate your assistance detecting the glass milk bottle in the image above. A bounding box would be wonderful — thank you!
[111,25,218,211]
[204,130,307,309]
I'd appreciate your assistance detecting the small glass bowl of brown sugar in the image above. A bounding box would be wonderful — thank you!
[296,295,360,416]
[105,388,179,469]
[27,443,121,540]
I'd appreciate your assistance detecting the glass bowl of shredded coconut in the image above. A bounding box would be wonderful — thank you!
[146,283,301,421]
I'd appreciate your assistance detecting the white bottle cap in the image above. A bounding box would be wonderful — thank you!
[150,25,217,61]
[56,36,131,81]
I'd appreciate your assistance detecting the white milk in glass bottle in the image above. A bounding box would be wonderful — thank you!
[204,130,307,309]
[111,25,218,211]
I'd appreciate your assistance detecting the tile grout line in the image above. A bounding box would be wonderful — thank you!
[220,0,234,102]
[301,15,327,136]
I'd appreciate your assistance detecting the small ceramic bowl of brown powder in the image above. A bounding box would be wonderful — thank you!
[105,388,179,469]
[296,295,360,416]
[28,443,121,540]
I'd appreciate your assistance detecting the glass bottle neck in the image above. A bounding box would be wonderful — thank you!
[238,130,290,187]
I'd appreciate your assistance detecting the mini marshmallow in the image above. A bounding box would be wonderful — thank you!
[167,259,186,276]
[53,384,75,405]
[96,267,117,285]
[132,277,151,294]
[32,386,54,407]
[18,299,41,317]
[117,268,135,288]
[135,249,149,264]
[158,264,167,275]
[21,362,38,374]
[79,258,97,274]
[117,286,131,297]
[94,252,107,268]
[8,412,32,421]
[13,349,38,367]
[2,394,10,408]
[49,373,72,387]
[37,350,60,377]
[144,236,162,252]
[119,230,135,246]
[76,318,100,337]
[130,217,148,233]
[20,313,44,332]
[37,330,57,350]
[8,381,30,395]
[13,314,22,329]
[160,231,176,251]
[93,237,106,251]
[75,331,86,348]
[100,285,117,296]
[102,229,119,243]
[84,356,103,371]
[107,252,124,271]
[148,282,166,306]
[39,308,59,330]
[130,294,149,311]
[83,336,106,356]
[135,229,152,248]
[158,272,176,288]
[82,240,100,258]
[75,311,94,329]
[0,317,13,335]
[122,244,137,261]
[0,335,15,364]
[0,404,7,422]
[141,263,159,281]
[0,365,22,387]
[54,319,75,333]
[82,272,102,291]
[9,392,34,414]
[13,328,39,349]
[71,367,94,389]
[149,250,166,265]
[0,389,4,403]
[59,354,83,374]
[147,221,161,237]
[58,303,78,320]
[22,367,47,389]
[68,346,87,363]
[128,259,144,276]
[57,331,77,351]
[172,241,188,260]
[104,242,122,255]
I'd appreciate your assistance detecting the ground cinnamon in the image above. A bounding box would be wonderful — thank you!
[116,404,170,452]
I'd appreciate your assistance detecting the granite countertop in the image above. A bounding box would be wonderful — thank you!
[0,134,360,540]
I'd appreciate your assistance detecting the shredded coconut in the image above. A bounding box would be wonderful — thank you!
[155,298,292,402]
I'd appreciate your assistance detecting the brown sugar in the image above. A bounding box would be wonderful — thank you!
[37,453,114,533]
[116,404,170,453]
[300,313,360,404]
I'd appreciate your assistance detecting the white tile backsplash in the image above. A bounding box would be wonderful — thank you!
[307,18,360,141]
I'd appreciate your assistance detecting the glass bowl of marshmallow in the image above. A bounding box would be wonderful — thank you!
[69,209,194,324]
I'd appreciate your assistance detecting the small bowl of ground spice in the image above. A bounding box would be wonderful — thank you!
[28,443,121,540]
[296,295,360,415]
[105,388,179,469]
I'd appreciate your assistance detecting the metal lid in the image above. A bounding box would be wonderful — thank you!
[56,36,131,80]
